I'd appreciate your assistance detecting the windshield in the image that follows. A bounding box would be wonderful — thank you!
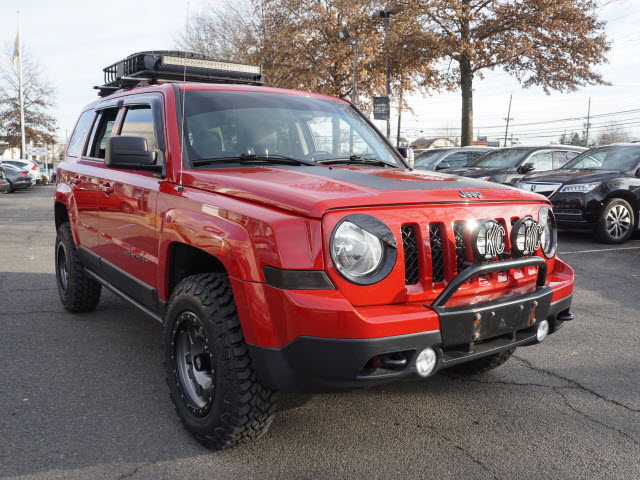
[414,149,449,167]
[468,149,529,168]
[182,90,402,167]
[562,145,640,171]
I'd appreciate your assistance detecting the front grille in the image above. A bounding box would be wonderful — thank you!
[429,225,445,283]
[453,221,468,273]
[401,225,420,285]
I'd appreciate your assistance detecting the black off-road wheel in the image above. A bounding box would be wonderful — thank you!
[55,222,102,313]
[163,273,278,450]
[595,198,635,244]
[450,348,515,375]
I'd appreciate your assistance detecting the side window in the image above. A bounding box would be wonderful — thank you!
[443,152,469,169]
[67,110,94,158]
[85,108,119,159]
[552,151,576,169]
[120,105,157,152]
[528,151,553,171]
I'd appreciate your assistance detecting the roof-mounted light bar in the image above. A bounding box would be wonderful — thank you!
[94,51,264,97]
[161,55,262,75]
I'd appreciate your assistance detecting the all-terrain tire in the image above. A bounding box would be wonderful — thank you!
[163,273,278,450]
[449,348,515,375]
[595,198,635,244]
[55,222,102,313]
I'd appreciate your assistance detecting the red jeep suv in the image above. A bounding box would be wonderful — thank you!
[54,52,574,449]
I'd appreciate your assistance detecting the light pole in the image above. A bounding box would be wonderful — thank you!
[338,27,359,105]
[372,5,401,139]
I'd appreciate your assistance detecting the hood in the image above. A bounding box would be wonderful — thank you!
[446,166,517,178]
[521,169,624,184]
[183,166,547,218]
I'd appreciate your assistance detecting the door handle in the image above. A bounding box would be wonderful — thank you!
[99,184,114,195]
[70,177,81,185]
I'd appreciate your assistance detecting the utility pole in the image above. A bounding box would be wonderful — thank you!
[503,94,513,147]
[585,97,591,147]
[352,37,359,104]
[396,88,403,146]
[373,6,401,139]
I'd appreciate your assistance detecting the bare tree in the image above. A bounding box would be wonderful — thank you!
[437,123,460,145]
[596,122,631,146]
[0,46,57,157]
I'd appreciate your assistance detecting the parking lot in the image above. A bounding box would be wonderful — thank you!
[1,185,639,480]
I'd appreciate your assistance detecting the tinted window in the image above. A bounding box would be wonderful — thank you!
[528,151,553,171]
[86,108,119,159]
[563,146,640,171]
[120,106,157,151]
[67,110,94,158]
[443,152,470,169]
[469,149,529,168]
[414,149,449,167]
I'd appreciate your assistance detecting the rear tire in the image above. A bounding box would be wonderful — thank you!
[595,198,634,244]
[450,348,515,375]
[55,222,102,312]
[163,273,278,450]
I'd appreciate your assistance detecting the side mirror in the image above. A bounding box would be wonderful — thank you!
[105,136,160,171]
[397,147,414,169]
[519,162,535,174]
[435,163,450,171]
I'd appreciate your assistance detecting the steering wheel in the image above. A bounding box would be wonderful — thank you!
[304,151,333,161]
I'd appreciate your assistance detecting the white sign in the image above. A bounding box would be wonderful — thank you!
[26,147,47,155]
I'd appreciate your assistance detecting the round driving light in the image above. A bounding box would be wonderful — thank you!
[416,348,437,377]
[538,206,557,259]
[510,217,543,257]
[471,219,506,261]
[536,319,549,342]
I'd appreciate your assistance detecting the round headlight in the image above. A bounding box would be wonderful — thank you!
[330,215,397,285]
[538,206,557,258]
[471,219,506,261]
[510,217,542,257]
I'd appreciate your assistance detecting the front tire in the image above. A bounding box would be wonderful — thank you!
[595,198,634,244]
[55,222,102,312]
[449,348,515,375]
[163,273,278,450]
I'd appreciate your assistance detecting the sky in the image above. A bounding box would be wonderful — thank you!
[1,0,639,146]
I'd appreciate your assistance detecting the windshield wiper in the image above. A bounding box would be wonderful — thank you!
[316,155,396,167]
[192,153,319,167]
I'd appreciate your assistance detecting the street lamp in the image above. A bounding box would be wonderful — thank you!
[338,27,359,105]
[372,5,402,139]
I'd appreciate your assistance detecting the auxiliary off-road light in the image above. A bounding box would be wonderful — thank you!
[416,348,437,377]
[537,319,549,342]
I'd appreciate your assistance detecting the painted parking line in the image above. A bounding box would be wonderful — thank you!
[559,246,640,254]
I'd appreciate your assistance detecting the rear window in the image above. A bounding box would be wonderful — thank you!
[67,110,94,158]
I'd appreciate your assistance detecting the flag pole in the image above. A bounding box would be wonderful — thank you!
[18,11,26,159]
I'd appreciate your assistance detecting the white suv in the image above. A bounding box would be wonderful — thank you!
[0,159,43,183]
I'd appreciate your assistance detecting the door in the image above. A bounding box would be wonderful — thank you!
[96,95,165,310]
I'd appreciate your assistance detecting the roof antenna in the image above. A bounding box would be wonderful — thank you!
[177,1,190,192]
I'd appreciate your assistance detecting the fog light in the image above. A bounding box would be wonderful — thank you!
[416,348,437,377]
[537,320,549,342]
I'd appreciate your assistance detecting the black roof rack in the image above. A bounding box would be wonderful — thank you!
[94,50,264,97]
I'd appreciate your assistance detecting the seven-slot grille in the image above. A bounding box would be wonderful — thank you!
[403,218,523,286]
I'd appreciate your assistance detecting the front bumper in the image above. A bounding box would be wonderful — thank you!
[550,191,602,229]
[247,257,574,392]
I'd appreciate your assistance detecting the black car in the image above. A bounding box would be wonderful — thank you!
[448,145,586,185]
[413,147,495,171]
[517,144,640,244]
[0,163,32,192]
[0,167,11,194]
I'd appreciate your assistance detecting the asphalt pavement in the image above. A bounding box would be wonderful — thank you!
[1,185,639,479]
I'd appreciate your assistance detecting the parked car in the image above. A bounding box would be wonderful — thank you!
[448,145,586,185]
[414,147,495,171]
[516,143,640,243]
[0,159,43,184]
[54,50,574,450]
[1,164,32,192]
[0,167,11,194]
